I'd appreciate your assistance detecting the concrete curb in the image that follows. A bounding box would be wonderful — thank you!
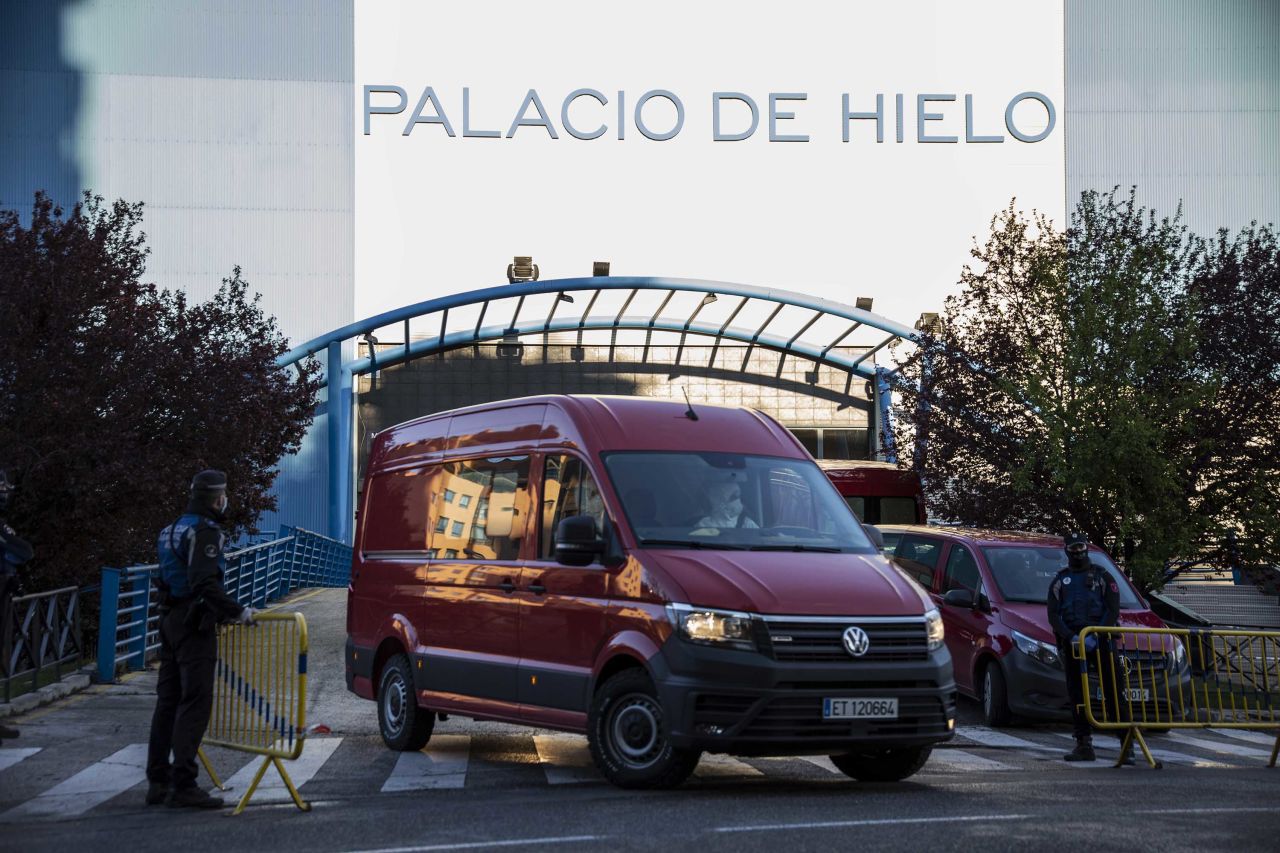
[0,667,95,719]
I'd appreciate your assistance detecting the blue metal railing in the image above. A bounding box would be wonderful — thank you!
[95,526,351,683]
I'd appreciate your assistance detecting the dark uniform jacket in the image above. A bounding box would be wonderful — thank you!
[1047,562,1120,641]
[158,503,242,624]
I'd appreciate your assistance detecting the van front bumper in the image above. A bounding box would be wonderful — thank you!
[651,637,957,756]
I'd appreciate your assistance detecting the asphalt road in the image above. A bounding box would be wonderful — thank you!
[1,589,1276,853]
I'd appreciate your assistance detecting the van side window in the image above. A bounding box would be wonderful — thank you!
[943,544,981,593]
[362,468,433,554]
[430,456,530,561]
[542,455,607,559]
[894,534,942,589]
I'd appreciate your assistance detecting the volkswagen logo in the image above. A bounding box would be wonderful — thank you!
[842,626,870,657]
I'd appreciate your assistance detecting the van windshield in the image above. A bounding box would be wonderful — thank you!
[603,452,876,553]
[981,546,1142,609]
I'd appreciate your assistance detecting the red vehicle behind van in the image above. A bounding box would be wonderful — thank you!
[880,526,1189,726]
[818,460,927,525]
[346,395,956,788]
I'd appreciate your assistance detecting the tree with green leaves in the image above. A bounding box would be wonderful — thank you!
[892,189,1280,588]
[0,192,323,590]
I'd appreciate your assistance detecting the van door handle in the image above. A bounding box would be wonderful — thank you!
[529,583,547,595]
[498,579,516,593]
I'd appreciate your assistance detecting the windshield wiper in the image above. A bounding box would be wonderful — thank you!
[640,538,748,550]
[748,544,843,553]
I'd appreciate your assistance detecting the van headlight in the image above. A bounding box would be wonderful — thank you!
[1012,629,1061,669]
[667,604,756,650]
[925,608,945,650]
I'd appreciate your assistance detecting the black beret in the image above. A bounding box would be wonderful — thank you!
[191,469,228,492]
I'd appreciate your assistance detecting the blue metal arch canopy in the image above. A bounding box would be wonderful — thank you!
[280,277,922,542]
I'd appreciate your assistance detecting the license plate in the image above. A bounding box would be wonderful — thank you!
[1097,688,1150,702]
[823,697,899,719]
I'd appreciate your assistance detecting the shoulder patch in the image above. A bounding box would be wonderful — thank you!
[1062,576,1071,585]
[204,544,218,558]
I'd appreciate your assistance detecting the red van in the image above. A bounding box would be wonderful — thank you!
[880,526,1189,726]
[346,395,956,788]
[818,460,927,525]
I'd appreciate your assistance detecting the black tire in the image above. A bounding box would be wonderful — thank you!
[377,653,434,751]
[829,746,932,782]
[588,669,701,789]
[981,661,1014,727]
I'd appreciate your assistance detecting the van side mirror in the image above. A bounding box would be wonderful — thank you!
[554,515,604,567]
[942,588,975,609]
[862,524,885,550]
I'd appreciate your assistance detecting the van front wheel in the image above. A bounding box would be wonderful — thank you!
[588,669,700,789]
[829,746,931,782]
[377,653,433,751]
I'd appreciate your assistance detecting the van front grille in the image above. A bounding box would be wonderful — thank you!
[762,619,930,662]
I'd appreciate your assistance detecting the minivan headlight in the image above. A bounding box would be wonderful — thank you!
[925,608,944,650]
[1012,629,1061,669]
[667,604,756,650]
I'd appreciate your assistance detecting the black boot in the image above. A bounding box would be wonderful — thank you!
[0,723,19,740]
[167,787,224,809]
[145,782,170,806]
[1063,735,1096,762]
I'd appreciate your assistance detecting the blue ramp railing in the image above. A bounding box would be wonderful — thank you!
[95,526,350,683]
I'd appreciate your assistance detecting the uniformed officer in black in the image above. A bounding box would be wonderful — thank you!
[0,469,34,743]
[1047,532,1122,762]
[145,470,254,807]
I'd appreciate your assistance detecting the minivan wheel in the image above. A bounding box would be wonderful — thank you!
[829,747,931,782]
[377,653,434,751]
[981,662,1013,727]
[588,669,701,789]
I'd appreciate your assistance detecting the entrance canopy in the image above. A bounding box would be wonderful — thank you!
[275,276,923,541]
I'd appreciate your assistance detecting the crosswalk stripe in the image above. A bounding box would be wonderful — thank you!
[1208,728,1279,747]
[1163,732,1276,760]
[1047,732,1230,768]
[928,748,1015,771]
[0,748,42,773]
[954,727,1058,752]
[382,736,471,792]
[1,743,146,821]
[222,737,343,804]
[533,735,600,785]
[695,753,764,778]
[797,755,841,774]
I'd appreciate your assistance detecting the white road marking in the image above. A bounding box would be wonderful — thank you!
[954,727,1058,751]
[797,755,841,774]
[1,743,146,821]
[1163,731,1276,760]
[0,748,41,773]
[1137,807,1277,815]
[382,736,470,792]
[694,753,763,778]
[1207,728,1279,747]
[714,814,1034,833]
[533,734,600,785]
[1048,732,1230,768]
[222,736,342,804]
[345,836,603,853]
[927,748,1015,771]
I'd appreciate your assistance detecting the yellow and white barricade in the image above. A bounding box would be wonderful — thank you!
[196,611,312,814]
[1078,625,1280,769]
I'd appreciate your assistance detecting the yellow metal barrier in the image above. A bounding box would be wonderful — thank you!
[1078,625,1280,769]
[195,612,312,814]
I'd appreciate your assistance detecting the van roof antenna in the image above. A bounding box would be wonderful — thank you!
[681,387,699,421]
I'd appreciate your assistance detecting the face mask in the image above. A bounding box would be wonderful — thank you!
[1067,550,1088,570]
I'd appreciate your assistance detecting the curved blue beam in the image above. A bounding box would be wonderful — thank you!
[349,315,888,379]
[277,276,920,369]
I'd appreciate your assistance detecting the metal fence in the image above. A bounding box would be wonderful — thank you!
[1,585,84,702]
[95,526,350,683]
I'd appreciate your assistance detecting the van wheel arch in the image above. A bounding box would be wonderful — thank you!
[592,653,649,696]
[373,637,408,689]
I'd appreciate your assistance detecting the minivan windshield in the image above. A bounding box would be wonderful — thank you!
[982,546,1142,609]
[604,452,876,552]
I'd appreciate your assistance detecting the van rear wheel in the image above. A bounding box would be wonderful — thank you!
[588,669,700,789]
[378,653,433,751]
[829,746,931,782]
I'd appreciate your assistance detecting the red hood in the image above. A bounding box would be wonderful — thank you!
[643,549,932,616]
[999,603,1174,650]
